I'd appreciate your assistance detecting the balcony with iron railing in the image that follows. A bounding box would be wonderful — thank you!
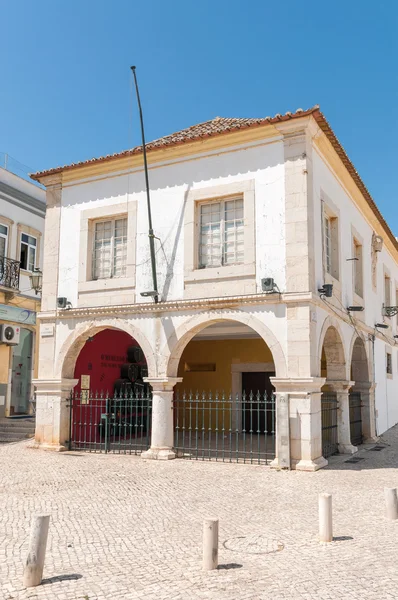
[0,256,20,291]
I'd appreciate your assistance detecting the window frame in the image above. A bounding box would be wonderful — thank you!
[198,195,244,269]
[20,232,37,272]
[92,216,128,281]
[78,202,137,308]
[183,180,256,297]
[322,200,340,282]
[0,222,9,259]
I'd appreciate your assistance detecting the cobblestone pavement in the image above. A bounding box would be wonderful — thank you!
[2,429,398,600]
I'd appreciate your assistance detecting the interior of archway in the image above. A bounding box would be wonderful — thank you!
[73,329,148,396]
[350,337,369,387]
[173,320,277,461]
[175,321,275,394]
[321,326,346,388]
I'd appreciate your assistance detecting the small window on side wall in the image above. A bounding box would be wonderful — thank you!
[387,352,392,375]
[353,238,363,298]
[20,233,37,272]
[323,211,339,280]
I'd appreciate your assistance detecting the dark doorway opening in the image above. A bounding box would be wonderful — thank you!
[242,371,275,435]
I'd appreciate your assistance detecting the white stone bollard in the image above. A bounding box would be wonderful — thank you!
[385,488,398,520]
[203,518,218,570]
[23,515,50,587]
[319,493,333,543]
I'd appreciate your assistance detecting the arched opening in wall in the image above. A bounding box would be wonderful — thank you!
[172,320,277,465]
[349,336,370,446]
[320,326,346,458]
[69,328,151,454]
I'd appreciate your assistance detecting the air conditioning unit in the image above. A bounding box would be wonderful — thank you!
[0,325,21,345]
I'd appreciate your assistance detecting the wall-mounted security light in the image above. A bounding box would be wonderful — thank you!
[318,284,333,298]
[347,306,364,312]
[375,323,389,329]
[57,297,72,309]
[140,291,158,298]
[383,305,398,318]
[261,277,279,293]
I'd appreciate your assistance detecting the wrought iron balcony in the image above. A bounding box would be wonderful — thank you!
[0,256,20,291]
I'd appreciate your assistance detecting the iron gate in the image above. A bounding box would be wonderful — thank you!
[349,391,363,446]
[69,391,152,454]
[173,391,276,464]
[321,392,338,458]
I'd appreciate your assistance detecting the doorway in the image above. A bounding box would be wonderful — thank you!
[242,371,275,435]
[9,328,33,415]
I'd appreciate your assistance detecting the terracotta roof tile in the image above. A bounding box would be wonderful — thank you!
[30,105,397,252]
[30,106,318,179]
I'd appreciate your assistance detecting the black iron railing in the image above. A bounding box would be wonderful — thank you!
[69,390,152,454]
[0,256,20,290]
[321,392,339,458]
[174,390,276,464]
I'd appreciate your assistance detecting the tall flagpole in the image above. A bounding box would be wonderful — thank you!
[130,66,159,303]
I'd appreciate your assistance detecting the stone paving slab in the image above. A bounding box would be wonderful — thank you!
[1,429,398,599]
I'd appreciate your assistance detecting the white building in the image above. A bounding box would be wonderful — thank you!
[31,106,398,470]
[0,166,45,417]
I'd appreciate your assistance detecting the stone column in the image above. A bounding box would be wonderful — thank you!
[326,380,357,454]
[271,377,327,471]
[141,378,182,460]
[32,378,78,451]
[354,382,378,442]
[270,392,290,469]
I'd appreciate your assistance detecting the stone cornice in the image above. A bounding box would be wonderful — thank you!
[38,291,314,321]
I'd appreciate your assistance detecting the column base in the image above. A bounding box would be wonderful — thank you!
[338,443,357,455]
[141,447,176,461]
[363,436,379,444]
[294,456,328,471]
[270,457,290,470]
[31,441,68,452]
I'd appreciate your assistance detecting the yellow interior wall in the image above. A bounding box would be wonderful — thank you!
[176,338,273,394]
[174,338,274,430]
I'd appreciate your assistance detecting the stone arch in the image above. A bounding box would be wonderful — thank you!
[57,319,157,380]
[318,316,348,381]
[160,309,287,378]
[348,334,370,384]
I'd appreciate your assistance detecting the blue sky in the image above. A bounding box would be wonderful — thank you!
[1,0,397,231]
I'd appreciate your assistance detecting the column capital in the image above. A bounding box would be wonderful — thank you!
[270,377,325,394]
[325,380,354,392]
[144,377,182,392]
[33,378,78,397]
[352,381,375,392]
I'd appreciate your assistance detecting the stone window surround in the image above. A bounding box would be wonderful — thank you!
[184,180,256,284]
[16,223,42,275]
[321,192,341,295]
[383,265,392,324]
[351,225,364,306]
[0,214,14,259]
[78,201,137,296]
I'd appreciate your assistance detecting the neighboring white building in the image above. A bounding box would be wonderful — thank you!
[31,106,398,470]
[0,166,45,417]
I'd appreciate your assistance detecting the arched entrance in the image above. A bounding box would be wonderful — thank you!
[170,319,280,464]
[349,336,371,445]
[68,328,151,454]
[319,323,347,458]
